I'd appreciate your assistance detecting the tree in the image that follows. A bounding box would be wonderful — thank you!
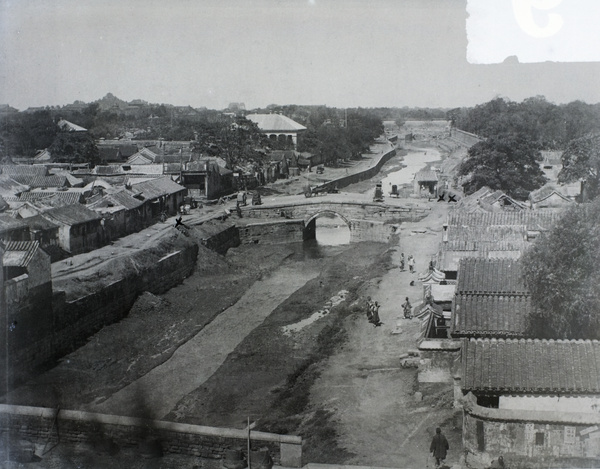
[457,135,547,199]
[49,131,99,165]
[522,199,600,339]
[558,133,600,201]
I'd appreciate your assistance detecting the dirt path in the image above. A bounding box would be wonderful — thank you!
[89,262,322,419]
[308,199,462,468]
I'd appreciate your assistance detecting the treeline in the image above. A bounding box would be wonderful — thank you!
[0,102,386,169]
[448,96,600,149]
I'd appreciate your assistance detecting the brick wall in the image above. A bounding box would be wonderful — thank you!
[0,404,302,467]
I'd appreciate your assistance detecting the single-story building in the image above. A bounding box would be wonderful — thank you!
[128,177,187,218]
[40,204,104,255]
[461,338,600,467]
[413,170,438,197]
[246,113,306,147]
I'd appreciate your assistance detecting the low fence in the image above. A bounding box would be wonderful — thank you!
[0,404,302,467]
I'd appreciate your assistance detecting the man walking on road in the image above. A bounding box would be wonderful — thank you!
[430,427,449,468]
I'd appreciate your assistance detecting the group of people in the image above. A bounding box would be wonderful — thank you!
[399,253,416,273]
[365,297,382,327]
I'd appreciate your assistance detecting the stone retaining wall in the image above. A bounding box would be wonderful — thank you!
[238,220,305,245]
[0,404,302,467]
[3,240,199,387]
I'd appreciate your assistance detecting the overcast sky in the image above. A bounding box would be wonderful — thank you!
[1,0,600,111]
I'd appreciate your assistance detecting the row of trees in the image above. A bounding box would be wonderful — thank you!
[455,97,600,201]
[0,103,385,170]
[449,96,600,149]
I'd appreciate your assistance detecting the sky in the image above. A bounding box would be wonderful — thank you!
[1,0,600,111]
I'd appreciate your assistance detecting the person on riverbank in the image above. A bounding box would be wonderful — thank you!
[399,253,405,271]
[366,296,374,322]
[402,297,412,319]
[370,301,382,327]
[430,427,449,468]
[408,255,415,273]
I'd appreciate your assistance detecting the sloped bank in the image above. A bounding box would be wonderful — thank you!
[4,228,199,387]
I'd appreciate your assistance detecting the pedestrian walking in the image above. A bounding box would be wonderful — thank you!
[402,297,412,319]
[408,255,415,274]
[430,427,449,468]
[399,253,405,271]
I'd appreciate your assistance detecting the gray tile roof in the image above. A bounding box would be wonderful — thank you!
[452,294,531,338]
[42,204,102,226]
[131,177,186,199]
[446,211,561,231]
[462,338,600,394]
[2,240,41,267]
[456,258,528,295]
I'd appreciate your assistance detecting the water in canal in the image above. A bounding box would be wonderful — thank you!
[380,148,440,187]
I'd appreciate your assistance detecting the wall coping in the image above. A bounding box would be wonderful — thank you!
[463,393,600,425]
[0,404,302,445]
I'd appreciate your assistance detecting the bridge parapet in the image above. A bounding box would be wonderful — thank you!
[243,200,430,224]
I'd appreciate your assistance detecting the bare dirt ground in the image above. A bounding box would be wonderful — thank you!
[3,134,465,468]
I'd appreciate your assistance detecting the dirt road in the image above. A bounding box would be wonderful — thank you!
[309,201,462,468]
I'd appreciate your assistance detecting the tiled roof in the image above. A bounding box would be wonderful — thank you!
[438,250,520,272]
[462,338,600,394]
[456,258,528,295]
[42,204,102,225]
[447,211,561,231]
[89,189,143,211]
[19,191,83,205]
[0,176,29,197]
[20,214,59,231]
[452,187,528,213]
[452,294,530,338]
[415,170,438,182]
[0,214,28,234]
[0,165,48,177]
[11,175,68,188]
[2,240,41,267]
[127,152,154,165]
[131,177,185,199]
[445,225,527,249]
[57,119,87,132]
[246,114,306,132]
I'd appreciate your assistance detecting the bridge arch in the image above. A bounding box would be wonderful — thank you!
[303,210,352,242]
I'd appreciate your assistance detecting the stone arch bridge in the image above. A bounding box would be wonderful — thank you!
[240,200,430,244]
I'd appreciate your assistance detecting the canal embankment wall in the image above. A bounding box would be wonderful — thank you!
[449,128,483,148]
[3,233,199,387]
[0,404,303,466]
[317,145,398,192]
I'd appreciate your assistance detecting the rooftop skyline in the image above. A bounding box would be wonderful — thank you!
[2,0,600,111]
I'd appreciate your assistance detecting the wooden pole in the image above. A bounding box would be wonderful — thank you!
[247,416,251,469]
